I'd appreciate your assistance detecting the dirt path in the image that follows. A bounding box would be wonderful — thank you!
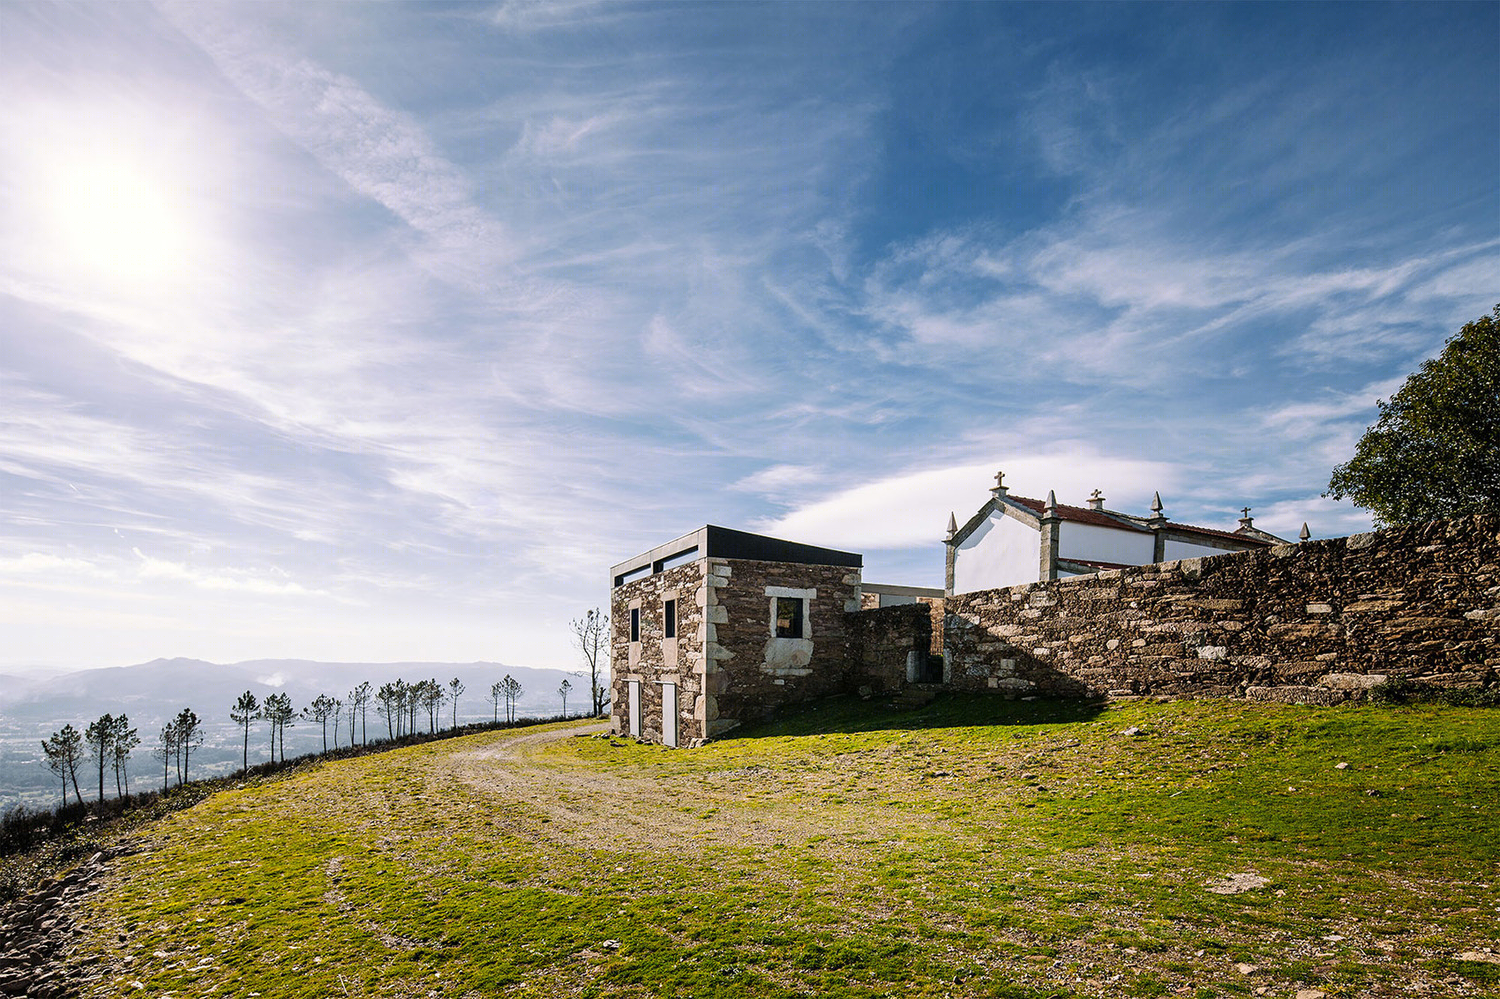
[447,722,909,857]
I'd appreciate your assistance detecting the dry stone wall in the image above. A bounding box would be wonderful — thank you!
[844,603,935,694]
[945,515,1500,703]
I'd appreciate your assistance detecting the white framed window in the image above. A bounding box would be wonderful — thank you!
[765,585,816,639]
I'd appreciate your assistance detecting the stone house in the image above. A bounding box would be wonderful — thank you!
[608,525,862,746]
[945,471,1290,595]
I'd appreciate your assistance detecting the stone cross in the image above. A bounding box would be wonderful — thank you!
[1241,506,1252,518]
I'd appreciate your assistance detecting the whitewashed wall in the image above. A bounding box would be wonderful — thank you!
[1162,538,1240,561]
[954,512,1037,593]
[1059,522,1155,566]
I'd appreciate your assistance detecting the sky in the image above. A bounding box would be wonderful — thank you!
[1,1,1495,673]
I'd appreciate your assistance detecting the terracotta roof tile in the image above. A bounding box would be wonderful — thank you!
[1007,495,1149,532]
[1007,495,1274,546]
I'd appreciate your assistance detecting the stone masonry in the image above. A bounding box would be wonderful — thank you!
[705,558,860,736]
[945,515,1500,703]
[611,559,707,745]
[845,603,940,694]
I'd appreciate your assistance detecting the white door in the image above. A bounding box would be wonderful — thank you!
[661,682,678,748]
[628,679,642,737]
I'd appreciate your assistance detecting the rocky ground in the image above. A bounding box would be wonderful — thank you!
[0,845,137,999]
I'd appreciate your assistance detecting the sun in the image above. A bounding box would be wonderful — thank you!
[45,154,198,293]
[7,98,219,303]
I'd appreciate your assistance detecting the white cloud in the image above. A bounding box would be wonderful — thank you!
[757,451,1181,552]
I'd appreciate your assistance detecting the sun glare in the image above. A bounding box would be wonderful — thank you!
[10,101,221,303]
[47,156,199,291]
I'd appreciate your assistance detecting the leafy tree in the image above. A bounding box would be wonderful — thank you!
[350,681,372,745]
[490,680,504,723]
[501,674,523,724]
[306,694,338,752]
[377,681,401,740]
[152,722,178,791]
[331,697,344,748]
[559,678,572,718]
[419,678,444,734]
[230,690,259,770]
[448,677,465,729]
[110,715,139,797]
[1327,305,1500,525]
[174,709,203,785]
[84,713,115,802]
[41,724,84,807]
[262,694,294,762]
[570,608,609,715]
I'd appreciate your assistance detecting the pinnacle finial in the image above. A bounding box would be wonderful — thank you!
[1299,522,1311,542]
[946,511,958,539]
[1044,489,1058,513]
[1150,491,1163,514]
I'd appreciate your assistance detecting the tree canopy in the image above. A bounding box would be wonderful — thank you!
[1327,305,1500,526]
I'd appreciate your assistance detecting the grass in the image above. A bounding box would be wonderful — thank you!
[70,695,1500,998]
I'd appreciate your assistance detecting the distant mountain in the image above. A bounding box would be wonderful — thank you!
[0,658,598,810]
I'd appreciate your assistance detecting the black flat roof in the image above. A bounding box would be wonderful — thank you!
[611,525,862,587]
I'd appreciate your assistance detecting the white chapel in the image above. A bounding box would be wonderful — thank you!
[944,472,1293,596]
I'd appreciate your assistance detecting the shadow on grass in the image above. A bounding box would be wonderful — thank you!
[731,691,1108,740]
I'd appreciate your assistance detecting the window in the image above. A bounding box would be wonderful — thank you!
[775,596,804,638]
[663,599,676,639]
[630,606,640,643]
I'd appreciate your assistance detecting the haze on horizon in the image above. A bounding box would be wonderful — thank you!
[1,2,1495,674]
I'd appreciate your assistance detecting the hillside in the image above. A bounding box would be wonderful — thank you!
[0,658,581,808]
[30,695,1500,998]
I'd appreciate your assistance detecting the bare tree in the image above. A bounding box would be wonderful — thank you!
[570,608,609,716]
[174,709,203,785]
[306,694,338,752]
[351,681,372,745]
[231,691,259,770]
[448,677,465,729]
[84,713,115,802]
[502,674,523,724]
[41,724,84,807]
[490,680,504,723]
[110,715,139,797]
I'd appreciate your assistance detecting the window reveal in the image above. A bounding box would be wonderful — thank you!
[663,598,677,639]
[775,596,805,639]
[629,606,640,643]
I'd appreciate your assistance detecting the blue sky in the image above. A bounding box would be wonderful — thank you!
[1,1,1495,671]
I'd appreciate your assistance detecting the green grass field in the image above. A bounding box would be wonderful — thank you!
[73,695,1500,998]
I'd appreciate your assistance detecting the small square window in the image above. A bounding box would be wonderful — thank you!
[775,597,804,639]
[629,607,640,643]
[663,599,676,639]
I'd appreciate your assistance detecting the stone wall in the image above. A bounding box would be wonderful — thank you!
[945,515,1500,703]
[844,603,935,694]
[610,559,707,743]
[705,558,860,736]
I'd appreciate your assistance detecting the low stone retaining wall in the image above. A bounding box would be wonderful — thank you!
[944,515,1500,702]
